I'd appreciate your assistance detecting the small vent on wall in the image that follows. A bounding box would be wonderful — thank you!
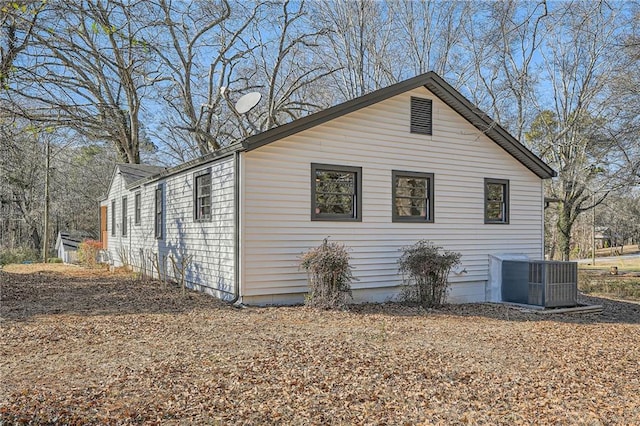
[410,97,433,135]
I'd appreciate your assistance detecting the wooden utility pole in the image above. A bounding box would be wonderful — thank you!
[42,138,50,263]
[592,192,596,266]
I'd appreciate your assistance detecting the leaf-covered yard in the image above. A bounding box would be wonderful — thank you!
[1,264,639,425]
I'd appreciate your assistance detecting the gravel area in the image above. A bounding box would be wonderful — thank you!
[1,264,639,424]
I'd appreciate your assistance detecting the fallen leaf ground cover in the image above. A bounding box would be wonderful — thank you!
[1,264,639,425]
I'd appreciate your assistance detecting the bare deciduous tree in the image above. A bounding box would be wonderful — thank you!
[0,0,42,87]
[0,118,44,250]
[242,0,334,133]
[387,0,473,81]
[605,10,640,182]
[310,0,396,100]
[150,0,262,159]
[3,0,157,163]
[525,1,634,260]
[461,0,548,141]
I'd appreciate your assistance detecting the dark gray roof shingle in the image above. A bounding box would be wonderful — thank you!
[117,164,166,186]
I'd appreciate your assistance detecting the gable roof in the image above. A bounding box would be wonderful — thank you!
[99,163,168,202]
[55,230,95,250]
[117,163,167,186]
[101,71,555,195]
[243,71,556,179]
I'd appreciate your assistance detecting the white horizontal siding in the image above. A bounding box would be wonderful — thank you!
[103,158,235,298]
[241,87,543,302]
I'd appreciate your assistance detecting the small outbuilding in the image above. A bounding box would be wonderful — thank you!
[55,231,94,264]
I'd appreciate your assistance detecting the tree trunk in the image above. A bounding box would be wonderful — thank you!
[557,202,573,261]
[30,227,41,251]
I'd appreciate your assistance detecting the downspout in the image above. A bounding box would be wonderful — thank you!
[229,150,241,304]
[129,217,132,267]
[542,180,545,261]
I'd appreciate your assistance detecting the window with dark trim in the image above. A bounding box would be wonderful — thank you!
[121,196,128,236]
[194,169,212,221]
[155,185,163,239]
[410,97,433,135]
[392,171,434,222]
[485,178,509,224]
[311,163,362,221]
[134,192,141,225]
[111,200,116,236]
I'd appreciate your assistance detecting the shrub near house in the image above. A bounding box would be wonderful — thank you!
[398,240,461,307]
[77,239,103,268]
[300,238,355,309]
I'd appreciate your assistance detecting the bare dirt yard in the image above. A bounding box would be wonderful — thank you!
[1,264,639,425]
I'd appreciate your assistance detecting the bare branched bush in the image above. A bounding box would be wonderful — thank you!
[300,238,355,309]
[169,252,194,295]
[77,239,102,268]
[137,249,148,281]
[398,240,461,307]
[116,246,129,270]
[147,251,165,287]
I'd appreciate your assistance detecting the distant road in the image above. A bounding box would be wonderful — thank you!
[576,252,640,264]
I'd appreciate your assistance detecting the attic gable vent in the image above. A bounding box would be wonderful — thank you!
[410,97,433,135]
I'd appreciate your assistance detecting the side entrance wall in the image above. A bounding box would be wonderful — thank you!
[102,156,236,299]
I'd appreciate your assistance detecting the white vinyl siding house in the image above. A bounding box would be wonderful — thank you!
[100,72,555,305]
[240,87,544,304]
[102,158,236,299]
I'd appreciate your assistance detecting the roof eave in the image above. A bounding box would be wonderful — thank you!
[126,142,244,189]
[423,76,556,179]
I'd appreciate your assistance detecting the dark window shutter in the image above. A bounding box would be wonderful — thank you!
[411,97,432,135]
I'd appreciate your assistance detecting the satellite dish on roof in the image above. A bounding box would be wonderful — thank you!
[235,92,261,114]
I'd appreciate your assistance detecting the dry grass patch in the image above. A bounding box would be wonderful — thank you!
[579,256,640,272]
[579,270,640,301]
[1,264,639,424]
[579,256,640,301]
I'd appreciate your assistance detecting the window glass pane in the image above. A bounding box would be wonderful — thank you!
[395,197,427,217]
[316,171,354,193]
[195,173,212,220]
[155,187,162,238]
[134,193,141,224]
[315,170,355,216]
[316,194,354,214]
[486,201,503,220]
[122,198,127,236]
[485,181,507,222]
[396,177,426,198]
[394,175,430,219]
[197,174,211,196]
[111,201,116,236]
[487,184,504,201]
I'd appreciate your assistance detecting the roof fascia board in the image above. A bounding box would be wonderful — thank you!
[100,165,121,203]
[243,72,437,151]
[424,76,556,179]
